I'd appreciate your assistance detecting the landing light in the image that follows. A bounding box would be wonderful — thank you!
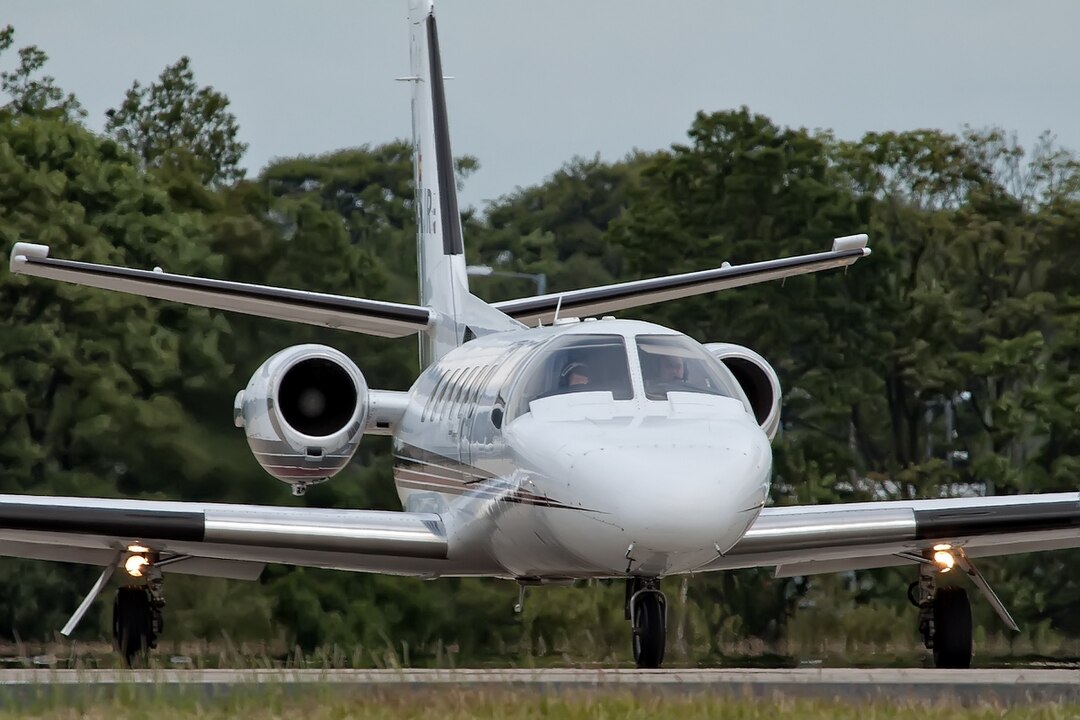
[124,554,149,578]
[127,544,149,554]
[933,549,955,573]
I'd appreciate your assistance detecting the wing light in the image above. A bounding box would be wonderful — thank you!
[932,548,955,573]
[124,554,149,578]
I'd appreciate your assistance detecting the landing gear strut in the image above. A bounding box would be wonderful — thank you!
[908,561,972,669]
[626,577,666,668]
[112,566,165,667]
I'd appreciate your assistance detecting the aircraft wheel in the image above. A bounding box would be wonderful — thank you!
[932,586,972,669]
[113,586,156,667]
[631,591,666,669]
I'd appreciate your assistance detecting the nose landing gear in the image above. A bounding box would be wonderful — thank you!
[626,577,667,668]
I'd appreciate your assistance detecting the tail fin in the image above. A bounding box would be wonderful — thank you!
[408,1,518,366]
[409,0,463,365]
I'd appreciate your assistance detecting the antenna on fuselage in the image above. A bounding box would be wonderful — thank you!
[551,294,565,325]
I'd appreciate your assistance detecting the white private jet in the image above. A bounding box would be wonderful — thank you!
[6,0,1079,669]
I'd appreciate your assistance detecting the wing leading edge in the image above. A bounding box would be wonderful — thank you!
[9,243,433,338]
[10,234,870,336]
[494,234,870,326]
[0,494,450,578]
[707,492,1080,577]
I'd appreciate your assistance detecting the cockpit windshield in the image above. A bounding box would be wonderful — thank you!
[637,335,740,401]
[511,334,633,417]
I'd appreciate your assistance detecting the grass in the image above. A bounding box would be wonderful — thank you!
[3,689,1080,720]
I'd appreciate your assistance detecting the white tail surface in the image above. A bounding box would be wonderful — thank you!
[408,0,519,366]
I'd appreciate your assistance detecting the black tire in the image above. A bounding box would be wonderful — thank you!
[933,586,972,669]
[631,592,666,669]
[113,586,154,667]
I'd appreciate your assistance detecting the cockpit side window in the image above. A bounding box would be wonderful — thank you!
[637,335,740,401]
[510,334,633,418]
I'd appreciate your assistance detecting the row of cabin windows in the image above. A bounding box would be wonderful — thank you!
[422,364,498,423]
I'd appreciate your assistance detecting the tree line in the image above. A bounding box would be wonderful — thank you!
[1,27,1079,664]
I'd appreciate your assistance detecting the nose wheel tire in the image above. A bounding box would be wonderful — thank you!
[933,586,972,669]
[631,590,666,669]
[113,586,159,667]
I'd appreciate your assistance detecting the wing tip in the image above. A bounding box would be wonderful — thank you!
[9,242,50,273]
[831,233,869,254]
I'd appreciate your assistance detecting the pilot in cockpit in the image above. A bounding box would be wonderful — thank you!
[559,361,591,390]
[643,352,691,400]
[657,355,685,383]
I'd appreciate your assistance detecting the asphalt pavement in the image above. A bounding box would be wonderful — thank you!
[0,667,1079,703]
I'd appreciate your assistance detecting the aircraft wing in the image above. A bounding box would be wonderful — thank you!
[493,234,870,326]
[710,492,1080,578]
[0,494,455,580]
[8,243,433,338]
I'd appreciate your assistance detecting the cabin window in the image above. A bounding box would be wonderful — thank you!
[636,335,740,401]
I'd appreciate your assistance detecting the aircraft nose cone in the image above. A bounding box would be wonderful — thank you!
[570,428,770,554]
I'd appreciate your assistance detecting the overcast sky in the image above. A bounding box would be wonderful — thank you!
[5,1,1079,211]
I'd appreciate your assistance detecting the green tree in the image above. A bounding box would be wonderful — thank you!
[468,154,653,302]
[105,56,247,186]
[0,112,234,637]
[0,25,83,120]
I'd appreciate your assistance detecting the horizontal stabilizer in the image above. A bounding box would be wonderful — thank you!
[9,243,434,338]
[493,235,870,325]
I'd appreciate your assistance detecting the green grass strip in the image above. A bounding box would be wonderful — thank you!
[4,689,1080,720]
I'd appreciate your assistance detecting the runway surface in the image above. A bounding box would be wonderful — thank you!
[1,668,1080,703]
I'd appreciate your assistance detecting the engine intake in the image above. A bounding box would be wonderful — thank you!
[704,343,781,441]
[278,357,358,437]
[234,345,369,495]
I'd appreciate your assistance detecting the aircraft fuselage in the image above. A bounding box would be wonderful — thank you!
[392,318,773,578]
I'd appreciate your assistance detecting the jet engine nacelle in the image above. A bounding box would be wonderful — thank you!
[704,343,781,441]
[233,344,369,495]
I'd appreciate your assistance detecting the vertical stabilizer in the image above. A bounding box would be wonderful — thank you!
[409,1,468,366]
[408,1,523,366]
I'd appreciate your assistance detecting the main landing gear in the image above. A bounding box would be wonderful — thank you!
[60,547,168,667]
[906,544,1018,669]
[113,571,165,666]
[908,564,972,669]
[626,577,667,668]
[112,551,166,666]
